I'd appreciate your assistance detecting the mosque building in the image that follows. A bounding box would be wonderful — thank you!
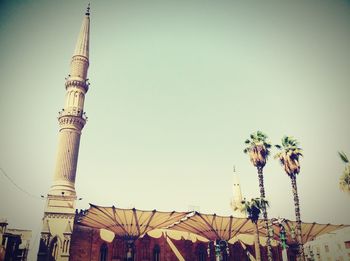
[36,6,347,261]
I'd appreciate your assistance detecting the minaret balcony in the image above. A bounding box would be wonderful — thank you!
[58,108,87,118]
[65,78,89,92]
[58,109,87,130]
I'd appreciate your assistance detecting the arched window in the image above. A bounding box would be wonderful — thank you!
[197,244,206,261]
[49,237,59,261]
[141,237,150,259]
[153,245,160,261]
[100,243,108,261]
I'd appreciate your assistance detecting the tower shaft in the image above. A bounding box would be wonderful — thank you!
[49,13,90,197]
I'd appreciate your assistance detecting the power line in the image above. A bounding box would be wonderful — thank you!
[0,167,42,200]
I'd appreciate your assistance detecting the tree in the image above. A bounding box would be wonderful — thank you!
[338,151,350,194]
[275,136,305,261]
[241,198,269,261]
[244,131,273,260]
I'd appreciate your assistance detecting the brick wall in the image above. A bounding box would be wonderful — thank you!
[70,225,286,261]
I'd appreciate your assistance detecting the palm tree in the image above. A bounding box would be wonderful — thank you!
[244,131,273,261]
[241,198,269,261]
[275,136,305,261]
[338,151,350,194]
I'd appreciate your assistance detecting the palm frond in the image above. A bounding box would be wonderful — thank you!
[240,197,269,223]
[275,136,302,176]
[244,131,271,168]
[282,136,288,147]
[339,169,350,194]
[338,151,349,164]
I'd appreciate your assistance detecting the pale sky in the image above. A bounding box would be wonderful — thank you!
[1,0,350,258]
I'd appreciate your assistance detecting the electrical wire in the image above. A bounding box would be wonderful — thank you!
[0,167,42,200]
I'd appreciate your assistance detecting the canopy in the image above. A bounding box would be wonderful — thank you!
[78,204,190,239]
[227,218,348,245]
[269,219,348,244]
[78,205,348,245]
[166,212,255,241]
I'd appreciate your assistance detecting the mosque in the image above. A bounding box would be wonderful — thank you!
[36,6,346,261]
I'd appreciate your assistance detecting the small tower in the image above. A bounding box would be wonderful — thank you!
[230,166,246,218]
[38,5,91,261]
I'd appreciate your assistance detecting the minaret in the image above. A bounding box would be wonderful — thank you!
[230,166,246,218]
[50,4,90,197]
[38,6,91,261]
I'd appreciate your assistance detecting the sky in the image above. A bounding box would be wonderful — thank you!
[1,0,350,259]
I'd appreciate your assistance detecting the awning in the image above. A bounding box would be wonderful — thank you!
[269,219,348,244]
[78,204,190,239]
[78,204,348,245]
[166,212,254,241]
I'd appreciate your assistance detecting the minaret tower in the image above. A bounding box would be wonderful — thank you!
[38,6,91,261]
[230,166,246,218]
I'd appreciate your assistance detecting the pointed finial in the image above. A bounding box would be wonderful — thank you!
[85,3,90,16]
[233,165,236,173]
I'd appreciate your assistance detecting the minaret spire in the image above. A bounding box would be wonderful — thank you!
[73,4,90,59]
[86,3,90,16]
[38,6,91,260]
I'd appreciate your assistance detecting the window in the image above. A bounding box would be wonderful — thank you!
[141,239,150,259]
[49,237,59,261]
[112,239,124,258]
[325,245,329,252]
[100,243,108,261]
[345,241,350,249]
[126,245,133,261]
[197,244,206,261]
[316,247,320,255]
[153,245,160,261]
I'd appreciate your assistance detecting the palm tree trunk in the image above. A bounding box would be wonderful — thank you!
[290,175,305,261]
[257,167,272,261]
[254,222,261,261]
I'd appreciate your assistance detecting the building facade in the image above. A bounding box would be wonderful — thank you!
[0,219,31,261]
[69,224,285,261]
[304,227,350,261]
